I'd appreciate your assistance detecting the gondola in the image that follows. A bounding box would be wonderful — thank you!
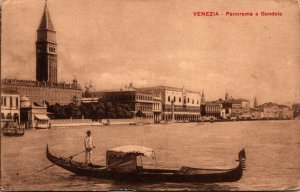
[46,145,246,183]
[2,129,25,136]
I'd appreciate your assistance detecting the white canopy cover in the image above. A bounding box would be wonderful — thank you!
[107,145,155,157]
[34,114,50,120]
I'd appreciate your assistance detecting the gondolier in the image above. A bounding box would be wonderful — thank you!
[84,130,96,165]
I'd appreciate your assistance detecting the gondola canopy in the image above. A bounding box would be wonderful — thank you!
[107,145,155,157]
[106,145,155,172]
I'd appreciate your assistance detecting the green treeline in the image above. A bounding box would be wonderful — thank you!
[47,100,134,120]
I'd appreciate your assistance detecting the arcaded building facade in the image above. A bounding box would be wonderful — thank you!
[1,88,20,125]
[139,86,201,121]
[96,86,154,119]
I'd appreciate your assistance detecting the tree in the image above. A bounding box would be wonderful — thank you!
[48,100,134,120]
[136,111,145,118]
[48,103,67,119]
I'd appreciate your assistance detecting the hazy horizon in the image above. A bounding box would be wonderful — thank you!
[1,0,300,105]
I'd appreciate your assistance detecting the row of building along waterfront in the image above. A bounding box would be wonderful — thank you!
[1,1,298,128]
[1,81,298,128]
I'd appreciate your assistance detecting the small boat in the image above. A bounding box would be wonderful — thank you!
[46,145,246,183]
[2,120,25,137]
[36,123,50,129]
[159,120,168,124]
[129,122,149,126]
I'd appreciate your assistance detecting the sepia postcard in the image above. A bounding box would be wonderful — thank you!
[0,0,300,191]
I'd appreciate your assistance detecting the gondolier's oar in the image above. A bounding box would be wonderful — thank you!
[35,147,86,174]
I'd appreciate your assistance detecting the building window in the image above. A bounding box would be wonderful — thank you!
[188,98,190,103]
[168,96,170,102]
[10,97,13,107]
[49,47,56,53]
[173,96,176,102]
[3,97,6,106]
[192,99,194,104]
[179,97,181,102]
[16,97,19,108]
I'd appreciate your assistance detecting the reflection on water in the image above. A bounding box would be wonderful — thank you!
[1,120,300,191]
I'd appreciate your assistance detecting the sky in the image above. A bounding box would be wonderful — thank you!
[1,0,300,105]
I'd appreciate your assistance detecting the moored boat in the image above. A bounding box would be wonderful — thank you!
[46,145,246,183]
[2,120,25,137]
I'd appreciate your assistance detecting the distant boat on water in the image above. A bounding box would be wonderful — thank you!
[2,120,25,137]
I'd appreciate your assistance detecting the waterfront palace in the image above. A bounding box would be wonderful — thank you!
[1,1,82,105]
[88,84,201,122]
[139,86,201,121]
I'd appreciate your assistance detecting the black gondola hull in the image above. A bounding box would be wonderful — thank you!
[46,146,245,183]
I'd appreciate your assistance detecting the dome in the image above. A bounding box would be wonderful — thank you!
[84,87,97,97]
[83,83,96,97]
[20,96,31,108]
[71,78,82,89]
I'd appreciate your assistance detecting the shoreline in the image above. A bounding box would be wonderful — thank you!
[46,118,296,128]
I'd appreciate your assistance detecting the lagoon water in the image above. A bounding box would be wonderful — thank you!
[1,120,300,191]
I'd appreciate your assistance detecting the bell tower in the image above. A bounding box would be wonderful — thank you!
[36,0,57,83]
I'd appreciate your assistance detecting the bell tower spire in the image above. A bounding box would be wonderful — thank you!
[254,96,258,108]
[36,0,57,83]
[201,89,205,104]
[38,0,54,31]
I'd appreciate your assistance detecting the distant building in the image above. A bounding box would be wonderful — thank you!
[2,1,82,105]
[1,88,20,126]
[201,92,250,119]
[258,102,292,119]
[201,98,232,119]
[292,103,300,118]
[2,79,82,105]
[249,108,262,119]
[202,101,222,119]
[231,98,250,117]
[153,92,162,123]
[139,86,201,121]
[20,96,50,128]
[82,83,100,103]
[94,84,154,120]
[221,100,232,118]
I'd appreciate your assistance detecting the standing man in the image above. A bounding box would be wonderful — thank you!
[84,130,96,165]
